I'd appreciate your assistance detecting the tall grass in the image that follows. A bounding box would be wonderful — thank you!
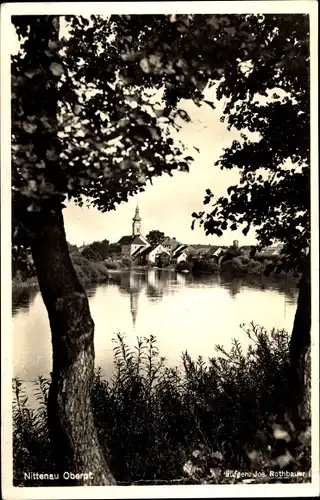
[13,324,311,486]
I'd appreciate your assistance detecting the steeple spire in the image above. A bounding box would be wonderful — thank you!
[132,204,142,235]
[133,204,141,221]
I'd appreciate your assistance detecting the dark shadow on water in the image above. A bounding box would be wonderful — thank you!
[218,273,299,302]
[12,286,39,316]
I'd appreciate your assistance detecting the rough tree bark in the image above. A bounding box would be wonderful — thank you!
[12,14,116,485]
[20,201,116,485]
[289,256,311,422]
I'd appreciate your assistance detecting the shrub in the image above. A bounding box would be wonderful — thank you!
[12,324,310,486]
[220,256,245,275]
[176,260,192,272]
[157,252,171,268]
[105,259,121,270]
[70,252,109,284]
[121,256,133,269]
[81,246,102,262]
[86,261,109,280]
[192,258,219,274]
[239,255,250,264]
[221,257,266,276]
[246,259,264,275]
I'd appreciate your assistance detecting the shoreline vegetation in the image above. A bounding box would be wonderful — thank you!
[12,246,299,292]
[13,324,310,486]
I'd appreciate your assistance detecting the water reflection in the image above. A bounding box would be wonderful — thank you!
[12,286,38,316]
[88,270,299,331]
[218,274,298,301]
[13,270,299,388]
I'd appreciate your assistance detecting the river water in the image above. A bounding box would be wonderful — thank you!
[13,269,298,388]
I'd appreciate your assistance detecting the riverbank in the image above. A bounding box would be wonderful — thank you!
[12,266,299,294]
[13,324,310,486]
[176,255,300,281]
[12,264,178,291]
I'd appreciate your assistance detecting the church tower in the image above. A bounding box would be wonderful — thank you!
[132,205,142,236]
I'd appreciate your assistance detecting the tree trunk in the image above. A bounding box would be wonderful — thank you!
[289,258,311,422]
[25,203,116,485]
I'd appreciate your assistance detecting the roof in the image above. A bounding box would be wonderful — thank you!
[257,248,282,257]
[118,235,148,246]
[184,245,196,254]
[174,247,188,258]
[118,235,134,245]
[205,246,223,257]
[133,205,141,221]
[139,244,171,257]
[132,236,148,245]
[161,237,181,251]
[131,246,146,257]
[239,245,282,257]
[172,243,184,255]
[137,245,157,257]
[184,245,217,257]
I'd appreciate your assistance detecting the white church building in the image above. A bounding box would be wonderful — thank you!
[118,206,187,265]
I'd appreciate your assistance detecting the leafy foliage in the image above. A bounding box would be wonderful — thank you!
[108,13,310,270]
[189,257,220,275]
[81,239,110,261]
[11,15,193,236]
[13,324,310,485]
[13,377,53,486]
[12,244,36,280]
[12,15,309,267]
[11,14,311,484]
[156,252,171,268]
[187,16,310,271]
[146,230,166,247]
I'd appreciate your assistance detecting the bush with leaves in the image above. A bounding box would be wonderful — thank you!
[191,258,220,275]
[176,260,192,273]
[221,256,265,276]
[157,252,171,268]
[13,324,310,485]
[12,245,36,281]
[121,256,133,269]
[104,259,122,270]
[13,377,54,486]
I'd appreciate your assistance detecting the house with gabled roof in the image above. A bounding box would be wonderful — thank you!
[171,243,189,263]
[160,237,182,255]
[138,244,171,264]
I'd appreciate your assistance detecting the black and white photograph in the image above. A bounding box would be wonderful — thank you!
[1,1,319,498]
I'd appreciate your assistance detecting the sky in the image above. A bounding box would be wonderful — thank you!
[54,17,257,247]
[63,96,257,247]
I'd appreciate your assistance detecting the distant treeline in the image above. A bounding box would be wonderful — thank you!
[13,241,112,289]
[176,254,300,279]
[12,240,136,289]
[79,239,122,261]
[12,239,299,289]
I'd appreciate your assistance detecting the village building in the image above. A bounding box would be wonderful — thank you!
[118,206,150,257]
[173,246,189,263]
[161,237,181,254]
[183,244,225,260]
[118,207,174,265]
[118,209,281,266]
[137,244,171,265]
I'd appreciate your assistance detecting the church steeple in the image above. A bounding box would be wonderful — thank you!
[132,205,142,236]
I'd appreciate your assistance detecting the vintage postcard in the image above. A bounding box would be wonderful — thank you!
[1,1,319,498]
